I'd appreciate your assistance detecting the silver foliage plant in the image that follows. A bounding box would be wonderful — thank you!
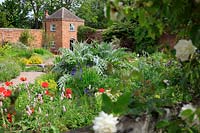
[54,42,128,90]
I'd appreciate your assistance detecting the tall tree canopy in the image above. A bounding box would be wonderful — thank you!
[0,0,83,29]
[0,0,29,28]
[75,0,109,28]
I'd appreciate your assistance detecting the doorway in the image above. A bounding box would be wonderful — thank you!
[70,38,75,51]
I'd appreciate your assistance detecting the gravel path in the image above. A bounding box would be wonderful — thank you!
[0,57,55,87]
[0,72,45,86]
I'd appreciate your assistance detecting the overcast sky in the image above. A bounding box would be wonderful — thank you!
[0,0,4,3]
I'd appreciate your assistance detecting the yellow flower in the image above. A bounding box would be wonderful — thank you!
[154,94,160,99]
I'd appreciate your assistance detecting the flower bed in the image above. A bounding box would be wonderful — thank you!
[0,41,199,132]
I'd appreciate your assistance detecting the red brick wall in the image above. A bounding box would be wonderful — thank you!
[0,20,84,49]
[0,28,43,47]
[62,21,84,48]
[45,21,63,49]
[44,20,84,49]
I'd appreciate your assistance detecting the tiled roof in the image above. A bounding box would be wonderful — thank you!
[45,7,84,22]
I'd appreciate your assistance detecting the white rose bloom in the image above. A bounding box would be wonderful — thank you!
[181,103,196,113]
[180,103,199,125]
[93,111,118,133]
[174,40,197,62]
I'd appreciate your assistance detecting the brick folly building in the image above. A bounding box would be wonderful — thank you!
[43,7,84,50]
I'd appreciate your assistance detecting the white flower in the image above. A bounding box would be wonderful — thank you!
[93,111,118,133]
[174,39,197,61]
[181,103,196,112]
[38,107,42,113]
[63,105,66,112]
[163,79,170,86]
[180,103,199,125]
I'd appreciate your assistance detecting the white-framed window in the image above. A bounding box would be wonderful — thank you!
[50,24,56,31]
[69,24,75,31]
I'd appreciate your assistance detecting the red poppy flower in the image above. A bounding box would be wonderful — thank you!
[41,82,49,88]
[20,77,27,81]
[45,90,50,95]
[7,113,12,123]
[98,88,105,93]
[65,88,72,99]
[5,81,13,86]
[66,88,72,94]
[3,90,12,97]
[0,87,6,93]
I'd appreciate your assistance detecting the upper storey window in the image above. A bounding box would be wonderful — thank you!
[69,24,75,31]
[50,24,56,32]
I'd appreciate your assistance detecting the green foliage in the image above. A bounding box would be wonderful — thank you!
[179,50,200,97]
[103,22,156,52]
[77,25,96,42]
[0,81,99,132]
[0,11,9,27]
[102,92,132,115]
[106,0,200,52]
[19,30,34,46]
[75,0,109,28]
[0,59,21,82]
[0,0,30,28]
[42,31,54,49]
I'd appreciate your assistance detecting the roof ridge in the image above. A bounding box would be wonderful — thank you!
[45,7,84,22]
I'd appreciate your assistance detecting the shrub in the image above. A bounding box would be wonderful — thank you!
[102,22,156,53]
[0,60,21,82]
[28,55,43,64]
[77,25,96,42]
[19,30,34,46]
[33,48,53,59]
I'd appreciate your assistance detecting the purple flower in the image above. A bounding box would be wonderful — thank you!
[71,67,77,76]
[84,88,92,96]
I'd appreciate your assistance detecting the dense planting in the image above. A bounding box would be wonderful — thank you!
[0,41,199,132]
[0,42,53,82]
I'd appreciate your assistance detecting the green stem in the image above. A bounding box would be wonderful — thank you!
[1,108,6,126]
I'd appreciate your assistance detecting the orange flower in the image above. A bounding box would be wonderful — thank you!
[5,81,13,86]
[41,82,49,88]
[31,108,34,113]
[20,77,27,81]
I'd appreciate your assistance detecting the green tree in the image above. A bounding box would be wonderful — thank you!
[106,0,200,45]
[0,11,9,27]
[75,0,109,28]
[0,0,30,28]
[27,0,83,29]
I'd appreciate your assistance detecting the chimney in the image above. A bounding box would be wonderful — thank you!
[45,10,49,18]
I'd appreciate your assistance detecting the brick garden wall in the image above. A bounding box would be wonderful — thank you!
[0,28,43,47]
